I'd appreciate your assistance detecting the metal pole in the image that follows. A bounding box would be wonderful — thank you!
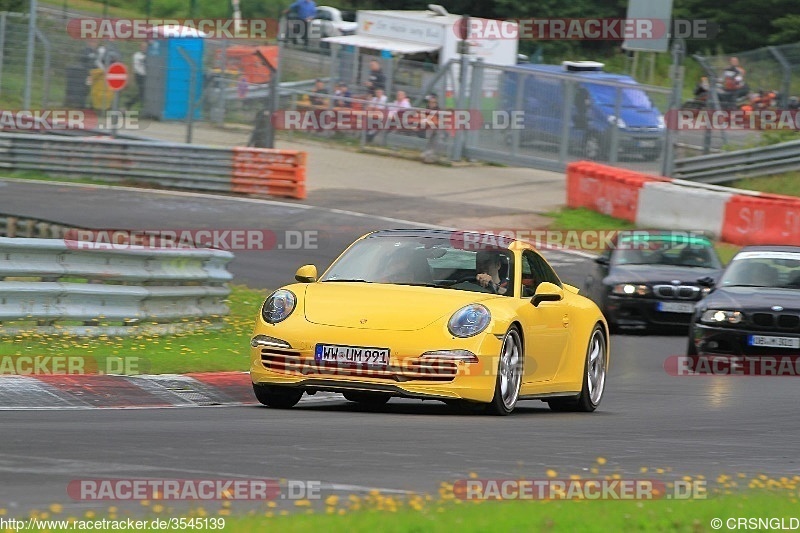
[23,0,37,109]
[661,39,685,177]
[177,47,197,144]
[0,12,7,97]
[767,45,791,109]
[111,90,119,138]
[35,29,50,106]
[268,16,287,148]
[451,14,470,161]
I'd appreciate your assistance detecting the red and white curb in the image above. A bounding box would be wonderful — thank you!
[0,372,340,409]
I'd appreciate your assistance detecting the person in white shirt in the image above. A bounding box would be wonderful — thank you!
[126,42,147,107]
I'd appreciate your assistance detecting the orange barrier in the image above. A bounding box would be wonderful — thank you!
[566,161,667,222]
[721,193,800,246]
[231,148,307,200]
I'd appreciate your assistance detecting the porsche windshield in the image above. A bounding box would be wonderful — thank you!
[320,235,515,295]
[720,251,800,289]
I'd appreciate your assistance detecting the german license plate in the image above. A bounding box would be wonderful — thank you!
[748,335,800,349]
[657,301,695,313]
[638,140,656,148]
[314,344,390,367]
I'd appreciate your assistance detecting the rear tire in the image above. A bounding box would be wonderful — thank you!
[547,325,607,412]
[253,384,303,409]
[342,391,391,405]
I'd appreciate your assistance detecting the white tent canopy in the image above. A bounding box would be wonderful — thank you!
[321,34,441,55]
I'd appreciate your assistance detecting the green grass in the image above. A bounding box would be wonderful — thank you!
[546,207,636,231]
[731,172,800,198]
[16,488,800,532]
[0,285,266,375]
[221,493,799,533]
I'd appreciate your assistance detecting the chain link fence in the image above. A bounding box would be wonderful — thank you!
[6,7,799,174]
[689,42,800,151]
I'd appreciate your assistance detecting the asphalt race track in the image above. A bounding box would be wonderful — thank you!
[1,180,798,513]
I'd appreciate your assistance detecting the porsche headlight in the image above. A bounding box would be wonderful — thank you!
[448,304,491,338]
[700,309,742,324]
[612,283,650,296]
[261,289,297,324]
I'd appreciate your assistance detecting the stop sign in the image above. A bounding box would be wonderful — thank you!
[106,62,128,91]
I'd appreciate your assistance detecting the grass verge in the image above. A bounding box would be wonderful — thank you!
[0,285,265,375]
[17,488,800,532]
[731,172,800,198]
[220,492,798,533]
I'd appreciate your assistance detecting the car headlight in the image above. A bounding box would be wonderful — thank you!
[261,289,297,324]
[448,304,491,338]
[700,309,742,324]
[607,115,626,129]
[611,283,650,296]
[656,115,666,129]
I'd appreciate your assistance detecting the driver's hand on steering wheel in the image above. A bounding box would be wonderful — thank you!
[476,273,501,294]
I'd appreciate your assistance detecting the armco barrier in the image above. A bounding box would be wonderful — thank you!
[0,132,307,200]
[566,161,800,245]
[231,147,307,199]
[0,237,234,336]
[721,193,800,246]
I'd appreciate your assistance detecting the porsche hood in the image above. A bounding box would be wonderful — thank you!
[303,282,496,331]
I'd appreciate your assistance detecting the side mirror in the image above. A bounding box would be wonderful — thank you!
[697,276,715,288]
[532,282,564,307]
[594,255,610,266]
[295,264,318,283]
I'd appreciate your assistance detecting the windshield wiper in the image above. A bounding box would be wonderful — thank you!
[394,282,441,288]
[322,279,372,283]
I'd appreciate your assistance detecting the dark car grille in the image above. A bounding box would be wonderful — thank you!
[653,285,701,300]
[748,312,800,331]
[260,348,457,382]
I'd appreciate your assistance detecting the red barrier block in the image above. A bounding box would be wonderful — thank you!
[565,161,666,222]
[722,194,800,246]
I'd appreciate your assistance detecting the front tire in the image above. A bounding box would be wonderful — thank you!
[253,384,303,409]
[548,325,607,412]
[585,132,607,161]
[486,327,523,416]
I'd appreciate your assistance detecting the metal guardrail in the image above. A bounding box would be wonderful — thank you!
[0,132,233,192]
[0,236,234,336]
[0,132,307,199]
[672,139,800,183]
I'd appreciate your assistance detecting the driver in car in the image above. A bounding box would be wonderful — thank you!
[475,251,509,295]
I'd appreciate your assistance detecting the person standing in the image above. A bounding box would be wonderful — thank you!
[365,60,385,96]
[126,42,147,108]
[285,0,318,47]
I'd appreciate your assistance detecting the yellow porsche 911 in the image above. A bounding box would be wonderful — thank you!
[250,229,609,415]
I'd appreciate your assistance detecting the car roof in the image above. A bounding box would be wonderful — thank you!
[514,63,635,83]
[366,229,518,248]
[738,245,800,253]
